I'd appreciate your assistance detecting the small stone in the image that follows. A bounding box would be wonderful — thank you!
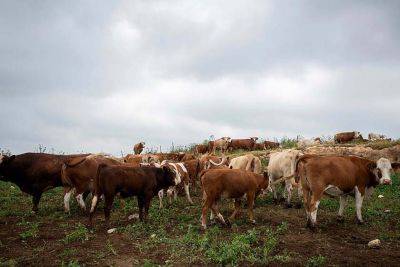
[150,234,156,238]
[384,209,390,213]
[368,239,381,249]
[10,186,15,189]
[107,228,117,234]
[378,195,384,198]
[128,214,139,220]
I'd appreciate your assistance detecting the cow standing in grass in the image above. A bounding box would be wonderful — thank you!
[200,168,269,229]
[295,155,392,229]
[0,153,89,213]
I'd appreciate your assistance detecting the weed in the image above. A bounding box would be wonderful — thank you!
[62,223,90,244]
[307,255,326,267]
[18,221,39,239]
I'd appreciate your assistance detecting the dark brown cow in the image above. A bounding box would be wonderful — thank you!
[264,141,280,149]
[0,153,89,213]
[200,168,269,229]
[295,155,392,229]
[61,154,124,213]
[89,164,179,227]
[133,142,145,155]
[195,144,208,154]
[334,131,363,144]
[228,137,258,151]
[253,143,266,150]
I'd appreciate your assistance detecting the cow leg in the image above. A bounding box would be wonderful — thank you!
[211,203,226,226]
[355,187,364,224]
[158,190,164,209]
[75,189,86,211]
[63,187,73,213]
[32,192,42,214]
[229,199,241,221]
[308,191,322,229]
[89,195,99,226]
[167,187,175,204]
[295,186,303,208]
[337,195,347,222]
[284,180,293,208]
[268,174,278,203]
[104,195,114,228]
[137,195,145,222]
[184,182,194,204]
[201,198,213,229]
[246,192,256,224]
[143,193,152,222]
[302,187,312,227]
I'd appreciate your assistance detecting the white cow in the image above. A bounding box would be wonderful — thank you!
[228,154,262,174]
[368,133,387,141]
[267,149,302,207]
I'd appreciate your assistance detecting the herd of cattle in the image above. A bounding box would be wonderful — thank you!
[0,131,397,231]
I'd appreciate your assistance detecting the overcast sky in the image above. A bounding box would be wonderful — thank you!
[1,0,399,155]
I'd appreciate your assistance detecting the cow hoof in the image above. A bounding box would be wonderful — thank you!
[250,220,256,225]
[356,219,364,225]
[225,220,232,228]
[336,216,344,223]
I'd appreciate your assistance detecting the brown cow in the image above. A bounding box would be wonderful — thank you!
[295,155,392,229]
[133,142,145,155]
[0,153,89,213]
[207,141,215,153]
[61,154,124,213]
[264,141,280,149]
[124,154,143,166]
[89,164,180,227]
[228,137,258,151]
[392,162,400,174]
[334,131,363,144]
[181,153,196,161]
[200,168,269,229]
[253,143,266,150]
[195,144,208,154]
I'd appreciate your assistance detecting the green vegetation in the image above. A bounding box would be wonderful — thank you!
[62,223,90,244]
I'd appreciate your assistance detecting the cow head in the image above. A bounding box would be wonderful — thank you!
[141,142,145,146]
[250,137,259,142]
[0,155,16,179]
[369,158,392,185]
[162,165,181,186]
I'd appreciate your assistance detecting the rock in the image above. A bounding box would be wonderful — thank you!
[368,239,381,249]
[378,195,384,198]
[128,214,139,220]
[384,209,390,213]
[107,228,117,234]
[150,234,156,238]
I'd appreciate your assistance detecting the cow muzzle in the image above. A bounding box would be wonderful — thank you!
[380,178,392,185]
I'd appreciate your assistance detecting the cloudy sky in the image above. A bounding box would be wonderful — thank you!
[1,0,399,155]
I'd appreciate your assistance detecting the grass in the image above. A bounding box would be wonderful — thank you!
[62,223,90,244]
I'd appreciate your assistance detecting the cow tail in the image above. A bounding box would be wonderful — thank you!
[60,163,72,187]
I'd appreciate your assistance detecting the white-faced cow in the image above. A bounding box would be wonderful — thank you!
[334,131,363,144]
[133,142,145,155]
[295,155,392,229]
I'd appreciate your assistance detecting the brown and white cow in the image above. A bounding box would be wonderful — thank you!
[133,142,145,155]
[89,164,180,227]
[212,137,231,153]
[228,137,258,151]
[368,133,387,141]
[267,149,302,207]
[228,154,262,174]
[264,141,280,149]
[158,161,193,208]
[61,154,124,213]
[0,153,89,213]
[200,168,269,229]
[334,131,363,144]
[295,155,392,229]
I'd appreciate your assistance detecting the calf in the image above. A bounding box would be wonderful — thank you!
[61,154,123,213]
[0,153,89,213]
[296,155,392,229]
[89,165,179,227]
[334,131,363,143]
[133,142,145,155]
[200,169,269,229]
[267,149,302,207]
